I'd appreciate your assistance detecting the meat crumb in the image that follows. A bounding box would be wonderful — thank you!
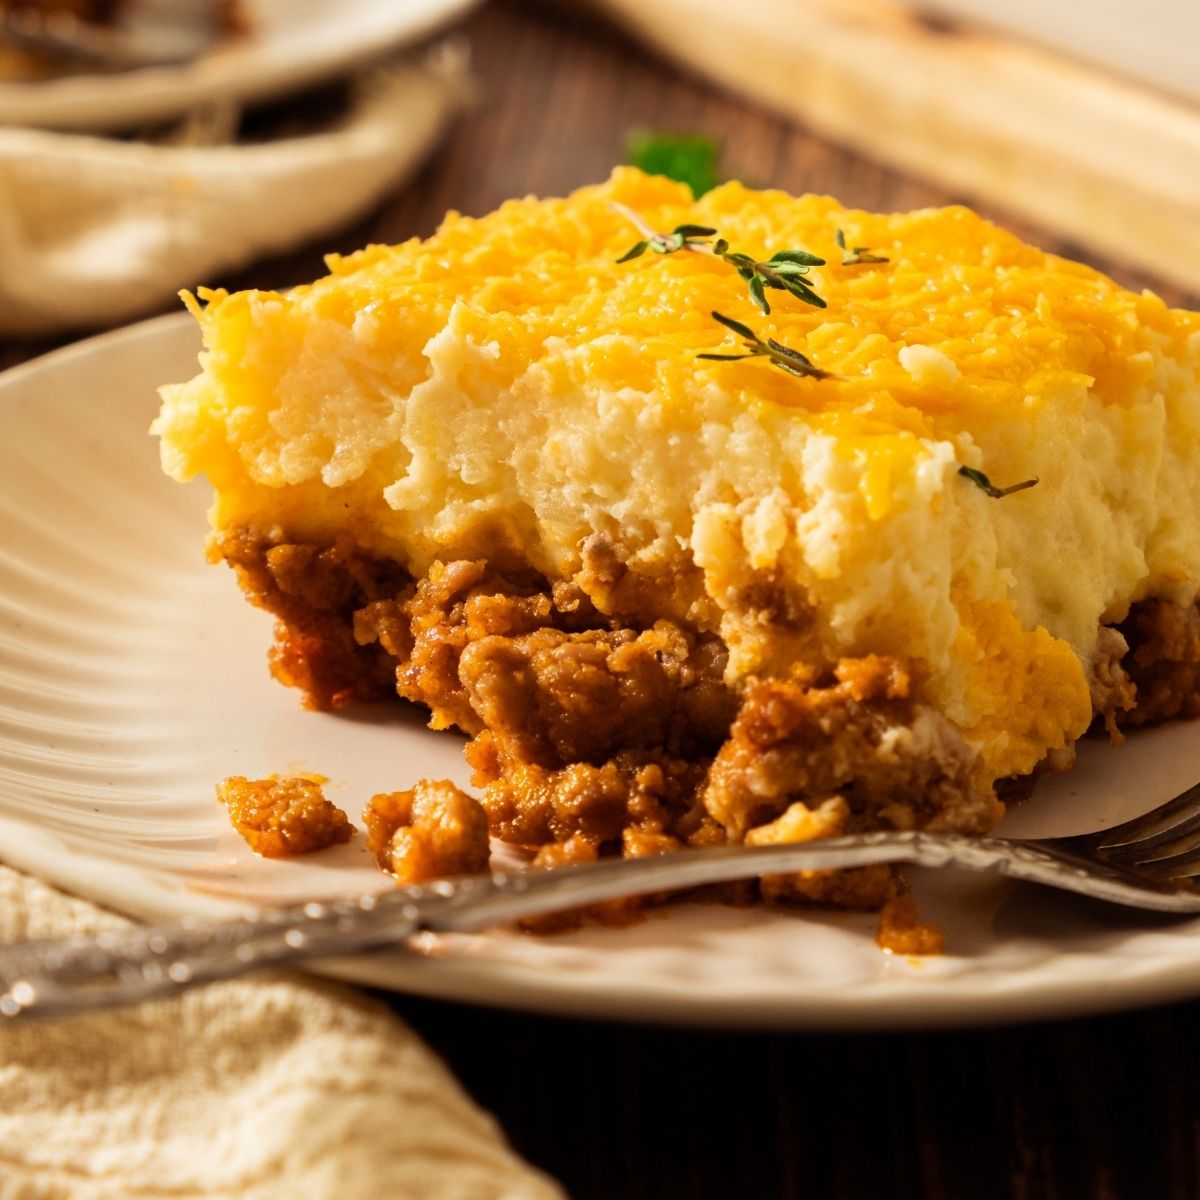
[217,775,354,857]
[523,836,645,932]
[362,779,491,884]
[875,893,944,956]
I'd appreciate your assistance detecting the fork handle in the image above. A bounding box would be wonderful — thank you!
[0,836,935,1020]
[4,829,1190,1021]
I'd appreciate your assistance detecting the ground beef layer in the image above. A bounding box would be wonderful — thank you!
[215,530,1200,909]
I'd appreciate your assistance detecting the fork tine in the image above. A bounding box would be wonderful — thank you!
[1068,780,1200,853]
[1113,830,1200,878]
[1088,808,1200,868]
[1111,847,1200,882]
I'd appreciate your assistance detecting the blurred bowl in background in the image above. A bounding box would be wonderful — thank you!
[0,0,479,130]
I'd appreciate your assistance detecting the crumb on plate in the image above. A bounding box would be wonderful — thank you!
[876,892,944,956]
[362,778,491,884]
[216,774,354,858]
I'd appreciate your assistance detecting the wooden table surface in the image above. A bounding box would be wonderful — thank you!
[6,3,1200,1196]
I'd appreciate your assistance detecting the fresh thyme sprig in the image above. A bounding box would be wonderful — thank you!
[836,229,889,266]
[615,220,719,261]
[958,466,1039,499]
[698,311,834,380]
[612,202,826,315]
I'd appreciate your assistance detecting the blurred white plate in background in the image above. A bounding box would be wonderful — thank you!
[0,0,478,130]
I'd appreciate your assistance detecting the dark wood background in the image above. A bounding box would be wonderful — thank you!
[6,2,1200,1196]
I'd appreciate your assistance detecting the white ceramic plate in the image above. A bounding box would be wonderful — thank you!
[4,315,1200,1029]
[0,0,477,131]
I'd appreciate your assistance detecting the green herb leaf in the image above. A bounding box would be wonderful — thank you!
[748,275,770,314]
[779,277,827,308]
[836,228,890,266]
[657,224,719,253]
[710,311,758,341]
[958,465,1039,498]
[627,131,722,198]
[699,311,833,380]
[611,204,829,312]
[768,249,826,267]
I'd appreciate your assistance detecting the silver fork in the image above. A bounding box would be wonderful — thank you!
[4,781,1200,1021]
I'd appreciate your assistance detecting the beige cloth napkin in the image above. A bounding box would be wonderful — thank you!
[0,864,565,1200]
[0,53,466,338]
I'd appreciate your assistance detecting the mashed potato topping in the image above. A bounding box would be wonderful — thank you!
[156,169,1200,799]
